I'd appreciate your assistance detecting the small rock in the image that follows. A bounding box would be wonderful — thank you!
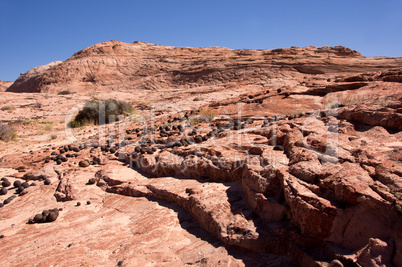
[42,210,50,217]
[16,186,24,194]
[47,211,58,222]
[33,214,43,223]
[1,180,11,187]
[0,187,7,195]
[79,160,90,168]
[273,145,284,151]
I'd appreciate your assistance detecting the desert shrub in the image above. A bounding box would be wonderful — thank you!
[188,116,202,126]
[1,105,15,111]
[58,90,72,95]
[40,121,53,125]
[188,108,218,126]
[44,124,52,131]
[0,123,16,141]
[68,120,82,128]
[84,72,96,83]
[198,108,218,122]
[69,99,134,128]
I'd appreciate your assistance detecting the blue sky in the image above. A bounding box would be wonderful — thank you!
[1,0,401,81]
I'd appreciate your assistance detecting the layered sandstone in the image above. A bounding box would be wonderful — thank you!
[6,41,402,94]
[0,41,401,266]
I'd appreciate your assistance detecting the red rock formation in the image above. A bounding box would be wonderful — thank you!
[1,41,402,266]
[6,41,402,94]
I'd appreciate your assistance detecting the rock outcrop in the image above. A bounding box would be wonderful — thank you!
[6,61,63,93]
[5,41,402,94]
[1,41,401,266]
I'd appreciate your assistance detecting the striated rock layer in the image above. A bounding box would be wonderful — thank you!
[5,41,402,94]
[1,41,402,266]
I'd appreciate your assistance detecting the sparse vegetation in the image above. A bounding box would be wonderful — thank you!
[58,90,72,95]
[188,109,218,126]
[39,121,54,125]
[84,72,96,83]
[136,101,151,106]
[69,120,82,128]
[188,116,201,126]
[44,124,53,131]
[342,98,357,106]
[199,108,218,122]
[1,105,15,112]
[69,99,134,128]
[131,116,140,124]
[0,123,16,141]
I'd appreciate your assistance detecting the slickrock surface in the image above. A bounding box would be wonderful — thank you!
[0,41,401,266]
[6,41,402,94]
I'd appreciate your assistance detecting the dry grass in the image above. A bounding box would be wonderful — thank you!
[1,105,15,112]
[0,123,16,141]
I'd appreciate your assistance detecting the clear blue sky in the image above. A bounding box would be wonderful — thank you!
[1,0,401,81]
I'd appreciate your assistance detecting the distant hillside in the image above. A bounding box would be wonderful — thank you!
[7,40,401,94]
[0,80,13,91]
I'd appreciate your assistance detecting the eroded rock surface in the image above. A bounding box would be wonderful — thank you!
[1,42,401,266]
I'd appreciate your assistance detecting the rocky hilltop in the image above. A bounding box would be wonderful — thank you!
[0,41,401,266]
[6,40,402,94]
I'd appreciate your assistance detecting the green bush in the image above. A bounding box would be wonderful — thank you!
[0,123,16,141]
[58,90,72,95]
[70,99,134,128]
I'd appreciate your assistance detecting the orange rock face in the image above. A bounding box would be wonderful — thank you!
[1,41,402,266]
